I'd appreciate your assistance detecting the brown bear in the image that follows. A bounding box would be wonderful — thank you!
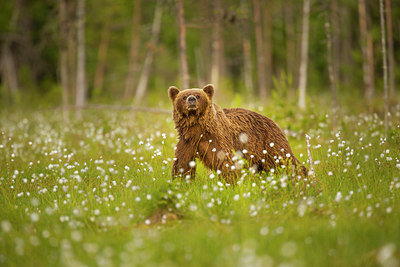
[168,84,307,182]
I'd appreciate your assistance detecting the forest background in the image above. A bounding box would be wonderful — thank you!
[1,0,399,112]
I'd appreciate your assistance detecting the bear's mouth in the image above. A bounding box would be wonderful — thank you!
[186,105,198,116]
[186,105,198,111]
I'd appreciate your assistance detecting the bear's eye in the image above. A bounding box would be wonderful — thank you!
[182,96,187,101]
[196,95,200,99]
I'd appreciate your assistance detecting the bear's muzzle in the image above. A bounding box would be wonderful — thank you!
[186,95,198,110]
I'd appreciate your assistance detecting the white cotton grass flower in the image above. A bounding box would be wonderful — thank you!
[259,226,269,236]
[297,202,307,217]
[71,230,82,242]
[239,133,248,144]
[334,192,342,202]
[377,243,397,267]
[30,198,39,207]
[280,241,297,258]
[217,151,225,160]
[1,220,12,233]
[30,212,39,222]
[189,204,198,211]
[189,161,196,168]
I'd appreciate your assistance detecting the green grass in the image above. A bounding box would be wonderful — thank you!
[0,104,399,267]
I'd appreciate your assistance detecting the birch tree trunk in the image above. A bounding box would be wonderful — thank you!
[263,1,273,95]
[1,0,21,104]
[93,24,110,97]
[284,2,296,88]
[358,0,375,101]
[243,38,254,95]
[324,7,338,128]
[176,0,189,89]
[379,0,389,135]
[124,0,141,98]
[211,0,222,91]
[340,5,352,87]
[241,0,253,95]
[298,0,310,110]
[134,0,162,106]
[59,0,70,121]
[75,0,86,110]
[253,0,267,102]
[331,0,340,85]
[385,0,395,98]
[195,47,205,86]
[1,44,19,103]
[67,1,76,103]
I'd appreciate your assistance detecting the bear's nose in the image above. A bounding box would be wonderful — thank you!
[187,95,196,105]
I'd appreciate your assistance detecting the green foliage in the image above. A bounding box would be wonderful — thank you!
[271,71,292,108]
[1,0,399,108]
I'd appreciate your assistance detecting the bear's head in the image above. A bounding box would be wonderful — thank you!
[168,84,214,117]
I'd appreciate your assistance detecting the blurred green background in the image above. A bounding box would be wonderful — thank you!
[0,0,399,110]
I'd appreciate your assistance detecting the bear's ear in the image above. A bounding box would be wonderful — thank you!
[202,84,214,99]
[168,86,180,101]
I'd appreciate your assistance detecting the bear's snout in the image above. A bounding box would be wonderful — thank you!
[187,95,197,105]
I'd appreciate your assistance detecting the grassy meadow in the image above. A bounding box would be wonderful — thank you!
[0,100,400,266]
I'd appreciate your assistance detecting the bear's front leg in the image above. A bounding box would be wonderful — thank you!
[172,139,197,179]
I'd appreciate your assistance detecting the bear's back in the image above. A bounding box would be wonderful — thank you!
[222,108,281,133]
[222,107,292,154]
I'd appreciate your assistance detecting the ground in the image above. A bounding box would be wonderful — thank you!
[0,102,399,266]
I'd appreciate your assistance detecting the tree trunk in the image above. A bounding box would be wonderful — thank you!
[331,0,340,86]
[59,0,70,121]
[253,0,267,102]
[1,0,21,104]
[358,0,375,101]
[67,1,76,103]
[298,0,310,110]
[385,0,395,98]
[124,0,141,98]
[263,1,273,95]
[195,47,205,86]
[365,10,375,99]
[134,0,162,106]
[324,7,338,128]
[176,0,190,88]
[211,0,222,91]
[339,5,351,87]
[241,0,253,95]
[379,0,389,135]
[284,2,296,89]
[93,24,110,96]
[75,0,86,110]
[1,43,19,103]
[243,38,254,95]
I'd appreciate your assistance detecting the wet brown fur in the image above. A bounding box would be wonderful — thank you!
[168,84,307,182]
